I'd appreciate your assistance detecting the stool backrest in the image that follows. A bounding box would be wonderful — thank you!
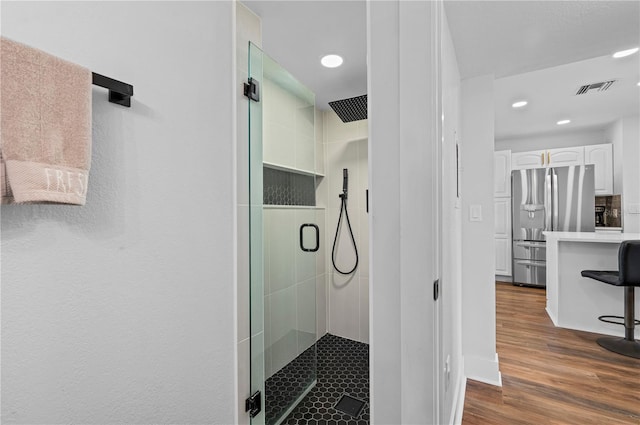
[619,240,640,285]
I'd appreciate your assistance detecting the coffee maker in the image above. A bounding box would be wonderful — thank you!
[595,206,605,226]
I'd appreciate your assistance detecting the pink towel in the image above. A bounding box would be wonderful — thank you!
[1,37,92,205]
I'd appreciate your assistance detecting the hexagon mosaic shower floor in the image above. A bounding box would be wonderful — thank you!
[265,333,369,425]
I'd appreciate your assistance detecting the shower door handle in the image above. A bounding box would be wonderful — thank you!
[300,223,319,252]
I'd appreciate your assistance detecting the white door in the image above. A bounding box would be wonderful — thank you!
[547,147,584,167]
[512,150,546,170]
[584,144,613,195]
[494,150,512,197]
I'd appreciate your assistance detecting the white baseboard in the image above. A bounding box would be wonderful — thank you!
[450,364,467,425]
[495,275,512,283]
[464,353,502,386]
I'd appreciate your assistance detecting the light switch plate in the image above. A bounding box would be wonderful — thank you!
[470,204,482,222]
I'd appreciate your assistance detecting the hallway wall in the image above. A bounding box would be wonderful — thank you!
[1,2,236,423]
[460,74,502,386]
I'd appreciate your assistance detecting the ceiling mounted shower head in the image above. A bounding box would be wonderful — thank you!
[328,94,367,123]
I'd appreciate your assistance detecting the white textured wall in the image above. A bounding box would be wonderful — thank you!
[495,128,607,153]
[321,110,369,344]
[441,11,465,425]
[1,2,235,423]
[369,1,441,423]
[460,75,501,386]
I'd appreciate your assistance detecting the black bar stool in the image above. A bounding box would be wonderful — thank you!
[581,240,640,359]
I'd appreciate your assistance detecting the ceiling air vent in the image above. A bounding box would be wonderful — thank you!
[575,80,616,95]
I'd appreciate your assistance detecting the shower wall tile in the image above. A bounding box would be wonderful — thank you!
[237,205,250,342]
[296,278,317,351]
[324,108,361,144]
[264,120,296,167]
[295,135,315,173]
[325,137,360,212]
[315,109,325,176]
[328,272,360,341]
[321,109,369,344]
[315,209,326,277]
[270,287,298,373]
[316,273,327,340]
[267,209,296,294]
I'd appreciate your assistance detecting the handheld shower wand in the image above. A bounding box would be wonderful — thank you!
[332,168,359,275]
[341,168,348,199]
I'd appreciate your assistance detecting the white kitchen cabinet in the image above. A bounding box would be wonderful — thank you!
[494,150,512,197]
[547,146,584,167]
[494,198,511,276]
[511,150,546,170]
[584,143,613,195]
[494,199,511,238]
[512,147,585,170]
[495,238,511,276]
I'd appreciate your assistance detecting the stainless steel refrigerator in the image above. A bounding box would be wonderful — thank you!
[511,165,595,287]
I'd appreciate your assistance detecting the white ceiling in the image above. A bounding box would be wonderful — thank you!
[494,53,640,140]
[243,0,366,110]
[444,1,640,80]
[243,1,639,138]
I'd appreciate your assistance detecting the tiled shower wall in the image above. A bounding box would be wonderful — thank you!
[317,110,370,344]
[263,207,326,379]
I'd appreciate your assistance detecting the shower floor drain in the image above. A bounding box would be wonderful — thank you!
[334,394,366,418]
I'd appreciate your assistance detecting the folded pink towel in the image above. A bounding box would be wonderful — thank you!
[1,37,92,205]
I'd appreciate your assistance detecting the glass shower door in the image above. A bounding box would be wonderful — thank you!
[248,42,318,425]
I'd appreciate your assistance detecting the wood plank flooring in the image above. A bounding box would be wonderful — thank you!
[462,282,640,425]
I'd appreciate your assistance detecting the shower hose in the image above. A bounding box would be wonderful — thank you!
[331,194,359,275]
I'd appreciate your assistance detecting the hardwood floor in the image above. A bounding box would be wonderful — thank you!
[462,282,640,425]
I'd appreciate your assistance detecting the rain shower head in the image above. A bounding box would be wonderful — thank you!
[328,94,367,123]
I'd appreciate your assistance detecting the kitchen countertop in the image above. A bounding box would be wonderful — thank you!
[543,231,640,243]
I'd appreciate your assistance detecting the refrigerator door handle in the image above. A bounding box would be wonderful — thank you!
[514,259,546,267]
[545,169,552,231]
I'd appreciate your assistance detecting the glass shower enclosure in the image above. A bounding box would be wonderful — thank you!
[248,42,319,425]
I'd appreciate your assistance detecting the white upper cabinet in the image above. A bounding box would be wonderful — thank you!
[494,150,512,197]
[546,147,584,167]
[584,143,613,195]
[512,147,585,170]
[511,150,546,170]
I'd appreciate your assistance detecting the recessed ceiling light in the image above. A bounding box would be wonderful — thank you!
[321,54,343,68]
[512,100,528,108]
[612,47,639,58]
[557,119,571,125]
[637,81,640,86]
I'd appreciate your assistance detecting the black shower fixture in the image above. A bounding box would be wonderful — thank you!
[329,94,367,123]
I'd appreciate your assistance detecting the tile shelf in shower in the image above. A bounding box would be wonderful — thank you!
[264,161,325,178]
[264,205,325,209]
